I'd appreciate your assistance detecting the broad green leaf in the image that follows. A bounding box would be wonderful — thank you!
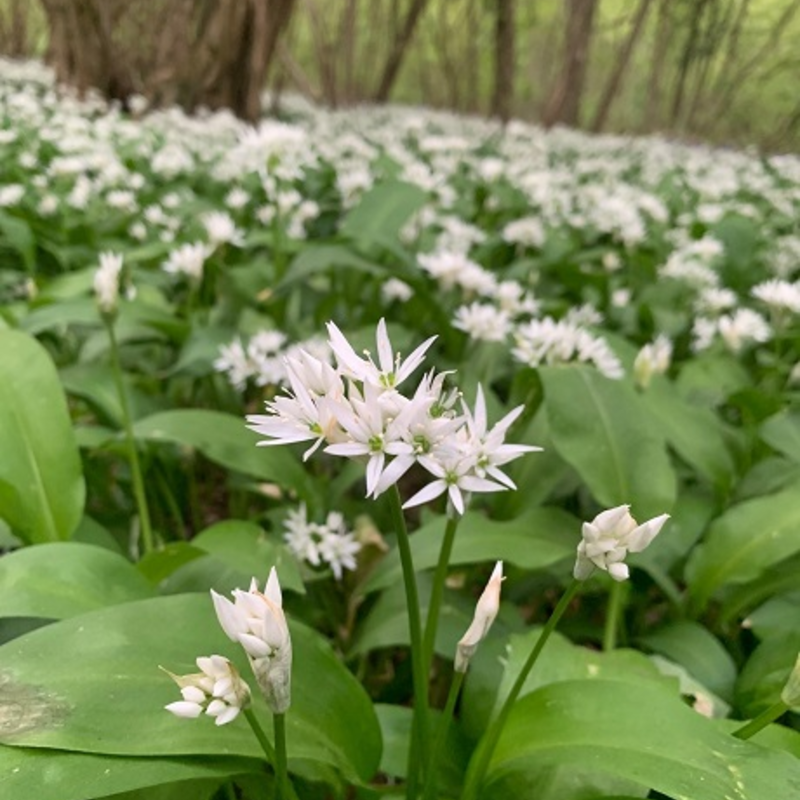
[0,594,380,784]
[462,627,667,739]
[735,457,800,502]
[540,366,676,518]
[0,210,35,271]
[20,297,100,334]
[340,180,427,245]
[160,520,304,595]
[747,592,800,641]
[650,655,730,719]
[641,377,734,487]
[486,680,800,800]
[720,552,800,625]
[685,483,800,612]
[278,245,384,291]
[0,745,257,800]
[0,542,154,619]
[132,409,313,502]
[364,507,578,595]
[735,634,800,718]
[675,353,751,408]
[0,330,85,543]
[640,621,736,702]
[760,411,800,463]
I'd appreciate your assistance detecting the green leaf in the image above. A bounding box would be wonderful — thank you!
[641,377,734,487]
[747,592,800,641]
[485,679,800,800]
[0,210,35,271]
[0,542,155,619]
[735,634,800,718]
[675,353,751,408]
[20,297,100,335]
[279,244,385,291]
[760,411,800,463]
[639,621,736,702]
[540,366,676,518]
[720,553,800,625]
[0,594,381,784]
[685,483,800,612]
[0,746,258,800]
[363,507,579,595]
[132,410,313,502]
[161,520,304,595]
[0,330,85,543]
[340,180,427,245]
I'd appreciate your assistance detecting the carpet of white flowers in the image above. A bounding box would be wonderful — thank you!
[1,55,800,800]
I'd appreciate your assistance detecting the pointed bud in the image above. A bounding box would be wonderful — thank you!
[455,561,504,673]
[781,653,800,709]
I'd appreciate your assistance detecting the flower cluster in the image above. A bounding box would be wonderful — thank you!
[574,505,670,582]
[283,504,361,579]
[247,319,540,515]
[164,655,251,726]
[211,569,292,713]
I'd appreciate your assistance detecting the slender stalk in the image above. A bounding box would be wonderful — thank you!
[106,320,154,556]
[423,514,461,668]
[462,579,581,800]
[274,712,291,800]
[732,700,789,740]
[422,670,465,800]
[603,580,627,652]
[244,707,276,763]
[388,485,429,800]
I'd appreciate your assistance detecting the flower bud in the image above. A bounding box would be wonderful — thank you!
[455,561,503,673]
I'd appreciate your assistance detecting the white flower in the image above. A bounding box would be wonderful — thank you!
[164,655,251,726]
[574,505,670,582]
[163,242,210,281]
[283,504,361,579]
[752,279,800,314]
[202,211,244,247]
[718,308,771,352]
[326,318,436,391]
[214,339,252,390]
[211,568,292,713]
[93,251,124,315]
[382,278,414,303]
[633,335,672,389]
[455,561,503,673]
[453,302,511,342]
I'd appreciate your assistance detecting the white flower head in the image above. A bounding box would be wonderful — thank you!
[93,251,125,315]
[574,505,670,582]
[633,335,672,389]
[163,655,251,726]
[455,561,503,673]
[210,568,292,713]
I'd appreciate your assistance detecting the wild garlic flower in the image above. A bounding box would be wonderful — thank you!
[633,335,672,389]
[211,568,292,714]
[248,319,539,513]
[202,211,244,247]
[453,302,512,343]
[93,251,124,315]
[574,505,670,582]
[164,655,250,726]
[455,561,504,672]
[162,242,210,282]
[283,504,361,579]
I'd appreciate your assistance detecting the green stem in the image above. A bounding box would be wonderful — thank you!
[274,712,291,800]
[244,707,275,763]
[462,579,581,800]
[388,485,429,800]
[422,670,465,800]
[106,319,154,556]
[423,514,461,669]
[732,700,790,740]
[603,580,627,652]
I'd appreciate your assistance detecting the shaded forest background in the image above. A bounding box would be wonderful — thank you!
[1,0,798,152]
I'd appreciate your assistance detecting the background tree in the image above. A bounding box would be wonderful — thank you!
[38,0,296,121]
[491,0,516,123]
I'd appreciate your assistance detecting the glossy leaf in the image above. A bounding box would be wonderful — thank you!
[132,409,313,502]
[0,330,85,543]
[340,180,427,245]
[0,594,381,784]
[485,679,800,800]
[0,745,257,800]
[685,483,800,612]
[540,366,676,518]
[0,542,155,619]
[760,411,800,463]
[364,507,579,595]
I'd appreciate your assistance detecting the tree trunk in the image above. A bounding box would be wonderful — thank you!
[542,0,599,128]
[590,0,653,132]
[39,0,296,122]
[373,0,430,102]
[491,0,515,122]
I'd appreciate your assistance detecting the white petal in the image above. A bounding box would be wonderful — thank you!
[181,686,206,704]
[607,561,630,581]
[448,484,465,515]
[165,701,203,719]
[237,632,271,658]
[210,591,247,641]
[376,318,394,374]
[265,567,282,606]
[402,480,447,509]
[214,705,241,726]
[627,513,670,553]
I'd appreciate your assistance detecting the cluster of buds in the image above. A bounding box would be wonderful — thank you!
[164,655,250,726]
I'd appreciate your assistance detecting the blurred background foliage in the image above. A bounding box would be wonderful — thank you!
[1,0,798,150]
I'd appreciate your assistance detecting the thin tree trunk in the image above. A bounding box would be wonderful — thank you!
[644,0,674,130]
[373,0,430,102]
[590,0,653,132]
[491,0,515,122]
[542,0,599,128]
